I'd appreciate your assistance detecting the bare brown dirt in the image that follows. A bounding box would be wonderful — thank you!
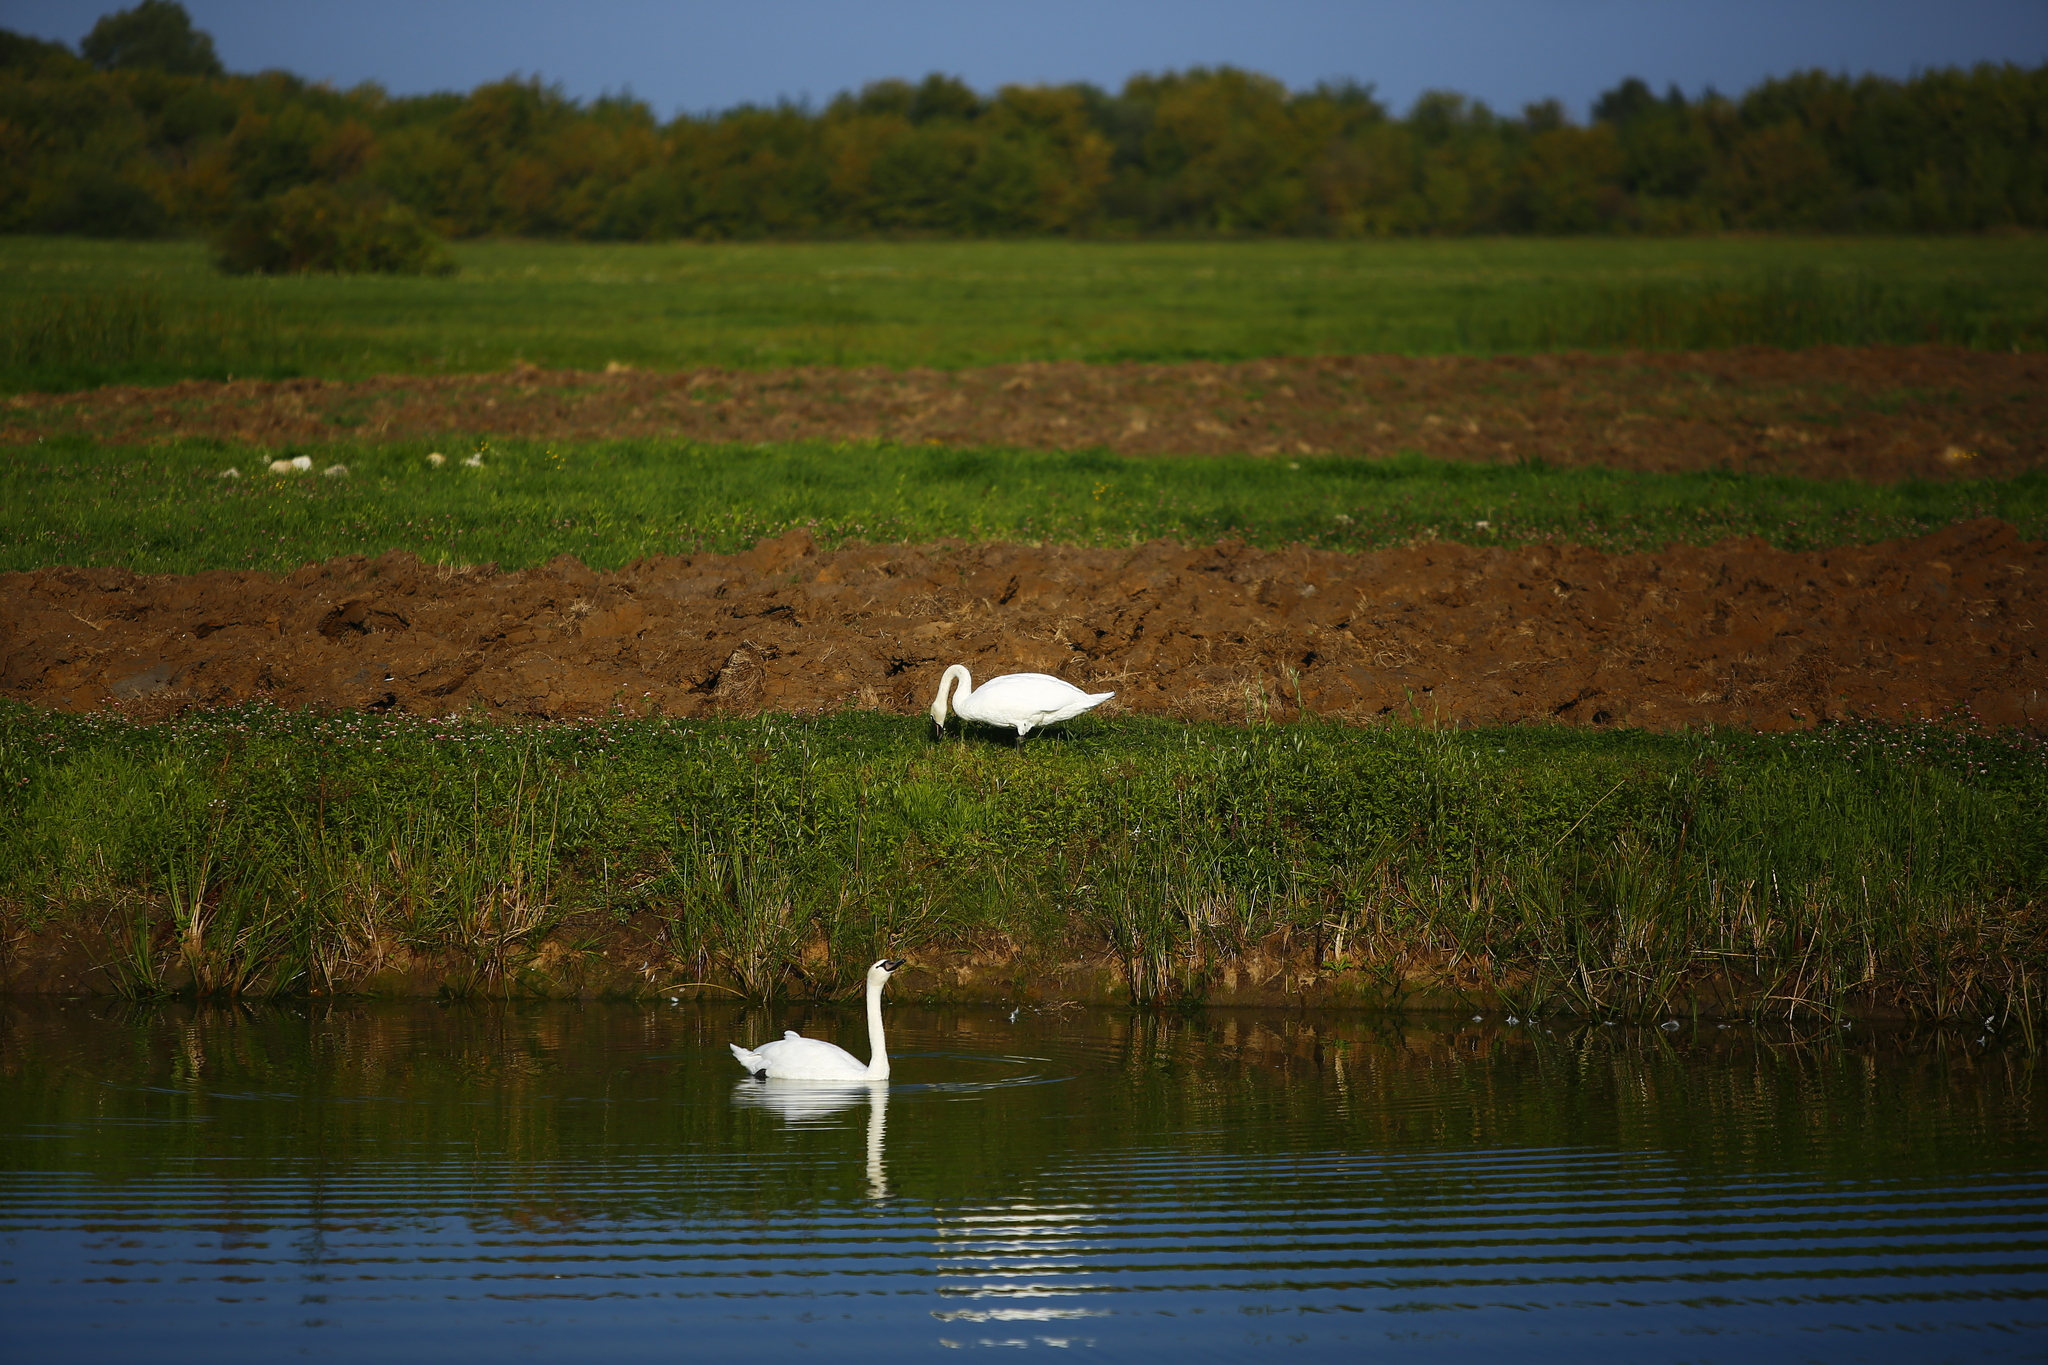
[8,348,2046,482]
[4,519,2041,731]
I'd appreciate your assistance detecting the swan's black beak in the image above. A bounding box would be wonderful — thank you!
[882,957,906,972]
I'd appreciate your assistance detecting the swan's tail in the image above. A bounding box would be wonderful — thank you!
[730,1043,768,1076]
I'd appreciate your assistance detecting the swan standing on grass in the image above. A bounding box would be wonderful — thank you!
[929,666,1114,739]
[730,958,906,1080]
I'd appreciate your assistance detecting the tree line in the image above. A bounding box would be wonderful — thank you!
[3,1,2044,258]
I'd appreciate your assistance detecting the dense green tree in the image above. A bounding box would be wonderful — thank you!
[79,0,222,78]
[0,29,87,76]
[2,25,2044,244]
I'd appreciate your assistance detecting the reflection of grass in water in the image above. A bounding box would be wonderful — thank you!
[5,438,2044,575]
[2,704,2042,1026]
[3,234,2045,391]
[5,997,2037,1221]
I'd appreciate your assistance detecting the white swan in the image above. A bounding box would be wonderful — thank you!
[729,958,905,1080]
[929,666,1114,737]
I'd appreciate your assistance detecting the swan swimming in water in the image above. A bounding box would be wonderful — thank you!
[729,958,905,1080]
[929,666,1114,738]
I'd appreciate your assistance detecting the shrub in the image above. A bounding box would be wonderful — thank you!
[214,185,457,276]
[37,169,170,238]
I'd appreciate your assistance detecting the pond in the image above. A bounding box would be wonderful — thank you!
[1,999,2042,1362]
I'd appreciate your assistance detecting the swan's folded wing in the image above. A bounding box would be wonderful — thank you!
[770,1042,869,1078]
[1036,690,1117,726]
[973,672,1082,702]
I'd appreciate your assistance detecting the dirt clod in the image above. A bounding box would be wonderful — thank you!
[8,348,2045,483]
[5,521,2041,732]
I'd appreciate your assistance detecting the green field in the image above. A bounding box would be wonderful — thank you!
[5,233,2044,1018]
[7,436,2045,575]
[7,233,2045,575]
[6,234,2047,392]
[3,702,2042,1021]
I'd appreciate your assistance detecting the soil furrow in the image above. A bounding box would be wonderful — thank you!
[8,348,2045,483]
[5,519,2040,731]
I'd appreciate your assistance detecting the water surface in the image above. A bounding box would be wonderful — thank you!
[1,1000,2042,1362]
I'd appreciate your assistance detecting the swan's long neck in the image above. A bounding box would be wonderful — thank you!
[864,972,891,1079]
[931,665,973,728]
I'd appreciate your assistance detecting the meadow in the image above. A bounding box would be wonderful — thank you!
[7,436,2045,576]
[5,234,2047,391]
[2,701,2042,1027]
[3,233,2044,1022]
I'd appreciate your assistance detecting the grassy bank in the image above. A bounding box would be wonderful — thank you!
[7,437,2044,575]
[5,236,2045,391]
[2,702,2042,1025]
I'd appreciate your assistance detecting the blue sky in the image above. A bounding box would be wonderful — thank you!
[10,0,2047,119]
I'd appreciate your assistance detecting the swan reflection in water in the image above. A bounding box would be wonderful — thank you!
[730,1046,1108,1350]
[732,1078,891,1200]
[730,1078,1104,1348]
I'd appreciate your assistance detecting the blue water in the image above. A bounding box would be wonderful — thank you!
[1,1001,2042,1362]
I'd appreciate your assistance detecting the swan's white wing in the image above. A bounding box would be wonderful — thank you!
[959,673,1114,733]
[1032,690,1116,727]
[958,673,1111,732]
[971,672,1085,703]
[746,1035,873,1080]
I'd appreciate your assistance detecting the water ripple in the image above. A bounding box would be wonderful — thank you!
[2,1002,2042,1361]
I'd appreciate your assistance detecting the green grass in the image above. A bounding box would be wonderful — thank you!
[7,437,2044,574]
[6,234,2042,1022]
[5,235,2046,391]
[3,702,2041,1022]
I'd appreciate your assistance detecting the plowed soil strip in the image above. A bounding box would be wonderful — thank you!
[6,518,2040,731]
[8,348,2045,483]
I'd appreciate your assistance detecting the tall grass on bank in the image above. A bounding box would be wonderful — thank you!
[0,287,306,391]
[1461,267,2048,353]
[7,438,2044,575]
[4,236,2046,391]
[1,704,2041,1025]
